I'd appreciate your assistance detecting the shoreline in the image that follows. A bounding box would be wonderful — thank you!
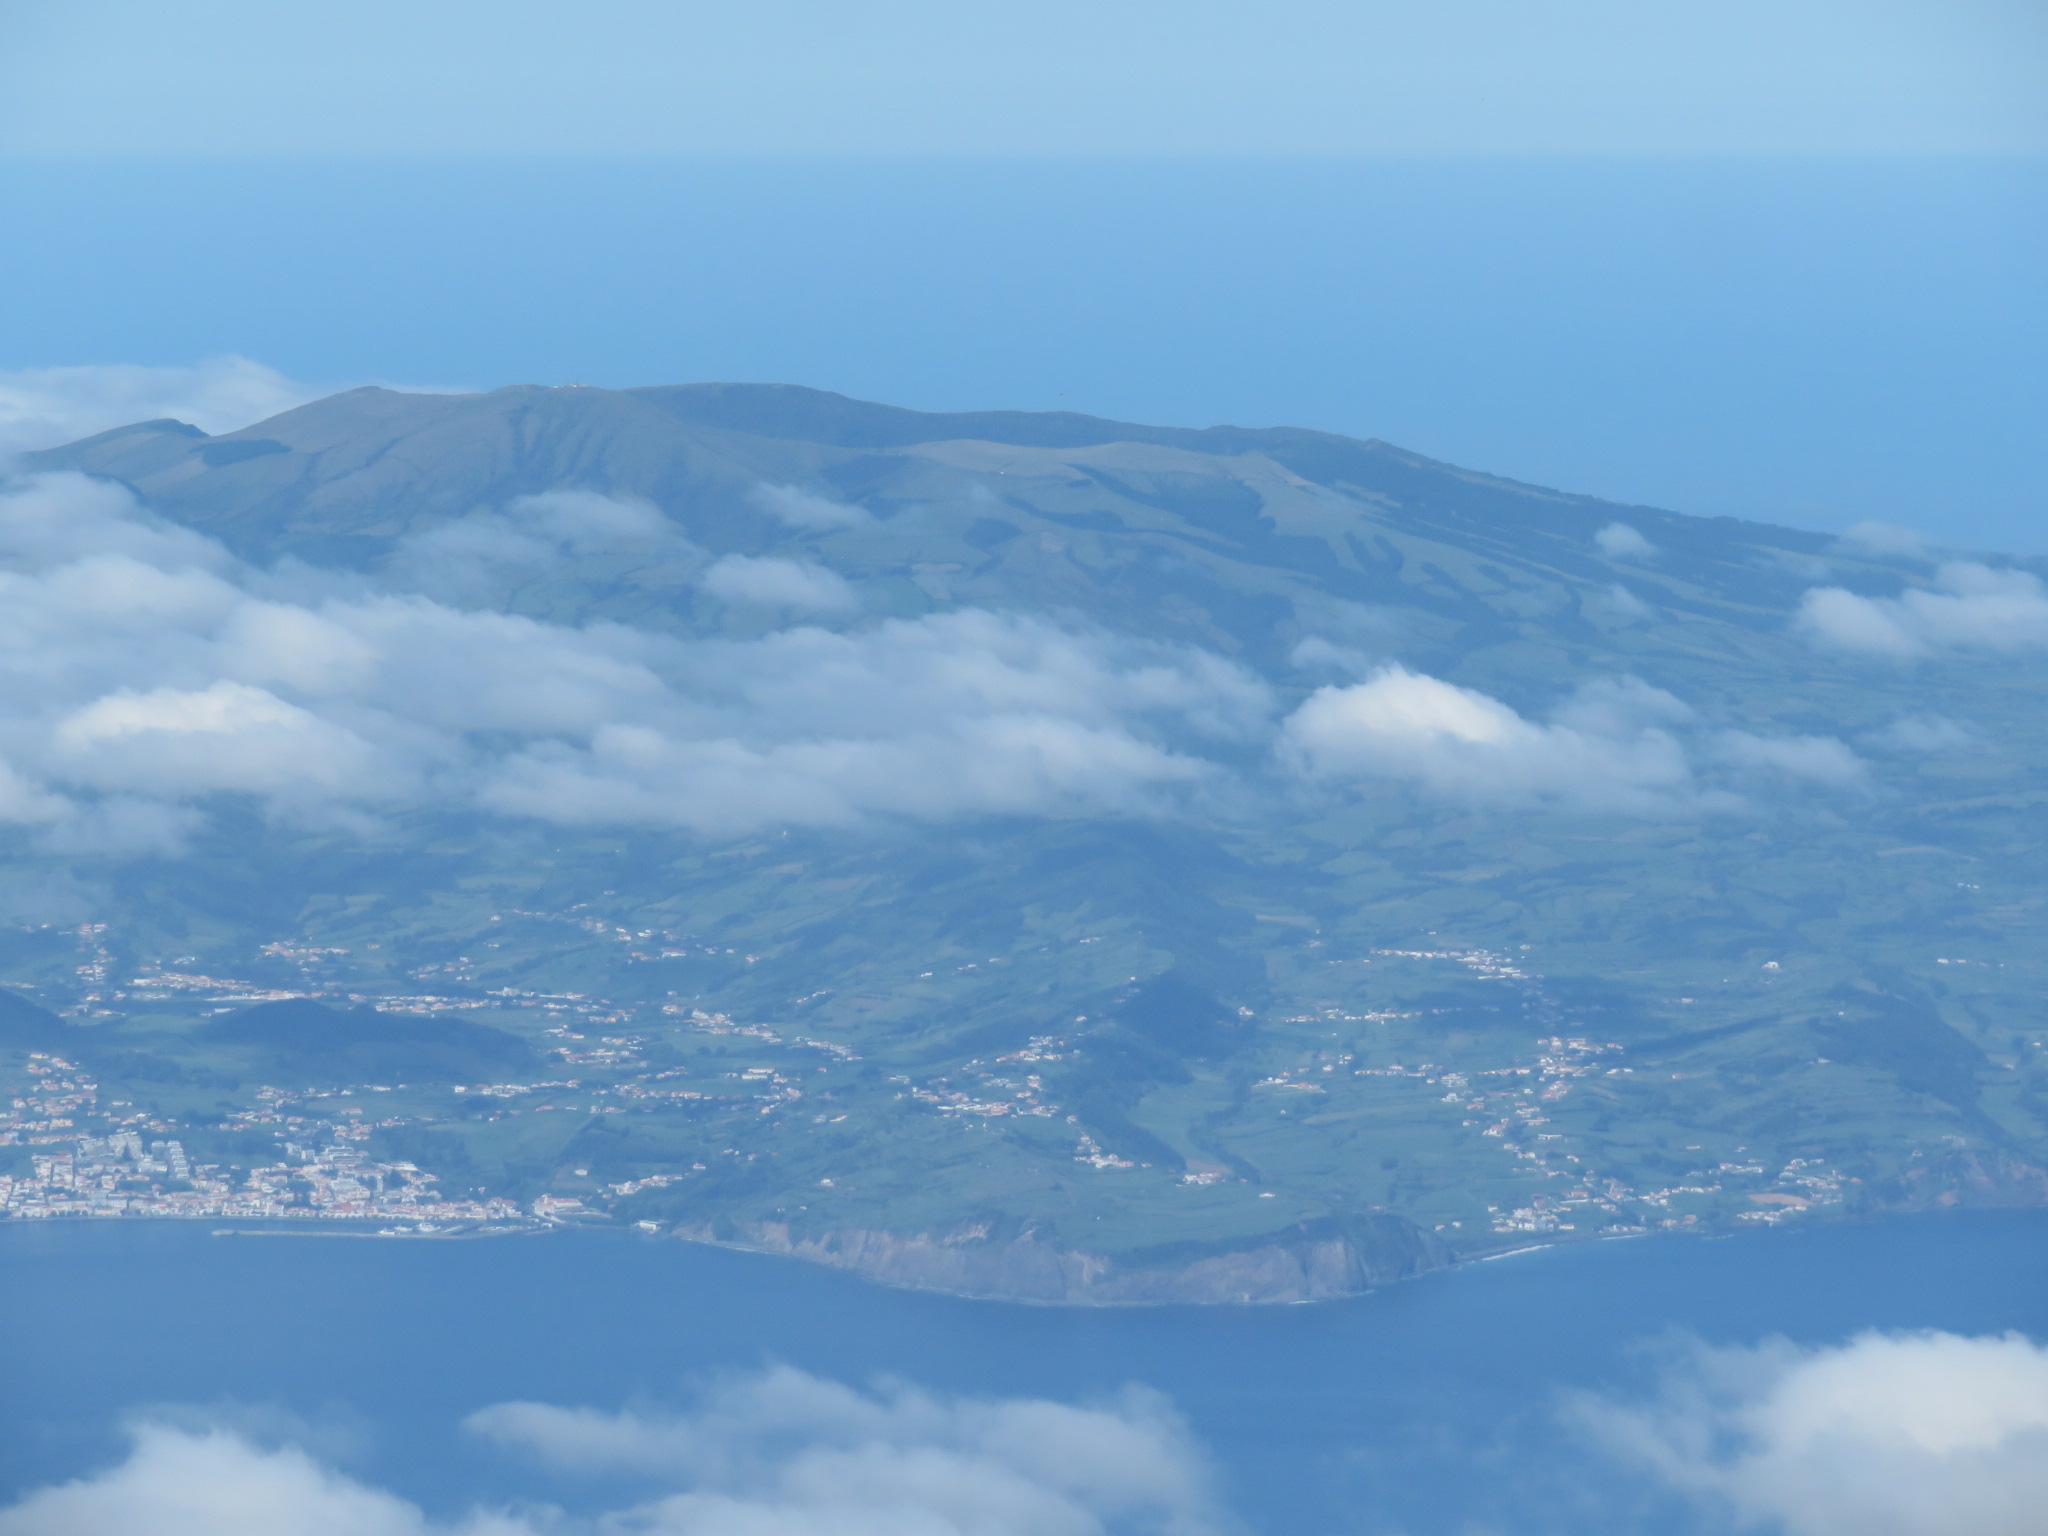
[8,1203,2045,1307]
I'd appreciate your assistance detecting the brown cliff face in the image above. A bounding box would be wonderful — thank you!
[1869,1150,2048,1212]
[671,1213,1454,1305]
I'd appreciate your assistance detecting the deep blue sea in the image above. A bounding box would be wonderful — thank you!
[3,1212,2045,1534]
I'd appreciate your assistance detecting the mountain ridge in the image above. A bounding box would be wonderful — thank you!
[23,381,1823,564]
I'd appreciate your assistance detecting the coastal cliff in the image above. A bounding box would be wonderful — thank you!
[1869,1149,2048,1212]
[671,1212,1455,1305]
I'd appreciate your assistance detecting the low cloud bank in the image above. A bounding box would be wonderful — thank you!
[1797,563,2048,656]
[0,357,322,459]
[0,473,1265,848]
[1583,1329,2048,1536]
[0,1368,1226,1536]
[0,470,1879,849]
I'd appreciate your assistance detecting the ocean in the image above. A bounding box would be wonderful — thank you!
[3,1211,2044,1533]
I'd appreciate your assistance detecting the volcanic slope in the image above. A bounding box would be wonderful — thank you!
[7,383,2046,1299]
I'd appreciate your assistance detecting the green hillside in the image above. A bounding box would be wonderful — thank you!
[5,383,2044,1297]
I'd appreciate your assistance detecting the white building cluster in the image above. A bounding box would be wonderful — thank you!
[1,1054,525,1228]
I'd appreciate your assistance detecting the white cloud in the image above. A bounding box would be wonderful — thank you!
[387,491,692,605]
[1585,1329,2048,1536]
[217,601,382,696]
[1797,563,2048,656]
[476,610,1265,832]
[472,1365,1223,1535]
[0,1369,1228,1536]
[1595,522,1655,560]
[0,357,321,459]
[0,754,69,825]
[1798,585,1925,655]
[1287,602,1422,675]
[482,711,1210,832]
[0,1423,521,1536]
[750,482,872,530]
[1282,666,1704,814]
[0,470,232,574]
[53,681,390,800]
[1549,675,1695,735]
[0,472,1265,843]
[0,469,1888,848]
[1279,667,1861,814]
[699,553,859,614]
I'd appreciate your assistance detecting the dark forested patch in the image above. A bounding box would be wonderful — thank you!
[204,999,535,1085]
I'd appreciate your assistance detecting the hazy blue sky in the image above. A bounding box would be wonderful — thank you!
[5,0,2045,156]
[1,2,2043,547]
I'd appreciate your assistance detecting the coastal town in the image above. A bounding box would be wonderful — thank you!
[0,1053,531,1229]
[2,923,1851,1245]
